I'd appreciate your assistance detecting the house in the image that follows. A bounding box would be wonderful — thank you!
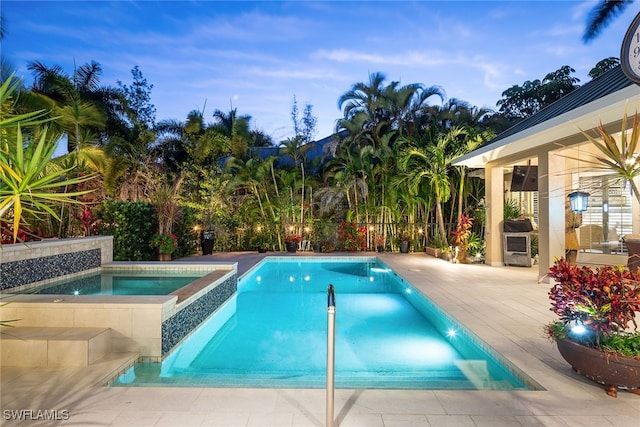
[453,66,640,279]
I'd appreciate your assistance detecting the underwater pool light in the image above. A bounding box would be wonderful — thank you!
[447,328,457,338]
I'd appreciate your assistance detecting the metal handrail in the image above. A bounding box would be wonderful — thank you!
[326,284,335,427]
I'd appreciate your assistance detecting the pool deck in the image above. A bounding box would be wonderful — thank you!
[1,251,639,426]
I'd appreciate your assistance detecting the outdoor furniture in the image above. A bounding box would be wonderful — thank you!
[624,235,640,272]
[579,224,620,253]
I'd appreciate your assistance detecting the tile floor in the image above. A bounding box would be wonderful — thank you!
[1,252,639,426]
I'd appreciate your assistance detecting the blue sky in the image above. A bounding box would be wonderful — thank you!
[2,1,639,144]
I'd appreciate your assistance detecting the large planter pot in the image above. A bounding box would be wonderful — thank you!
[201,230,215,255]
[556,338,640,397]
[399,240,409,253]
[158,253,172,262]
[285,242,297,253]
[424,246,441,258]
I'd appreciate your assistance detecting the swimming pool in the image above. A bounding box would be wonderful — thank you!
[113,257,535,389]
[8,270,206,296]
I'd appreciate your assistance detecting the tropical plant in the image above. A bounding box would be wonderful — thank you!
[284,233,302,244]
[149,177,182,236]
[544,257,640,353]
[0,75,96,242]
[337,221,367,251]
[452,213,473,262]
[152,232,178,255]
[96,200,155,260]
[579,111,640,205]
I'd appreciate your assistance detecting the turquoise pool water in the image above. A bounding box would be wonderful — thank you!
[114,257,533,389]
[20,270,204,296]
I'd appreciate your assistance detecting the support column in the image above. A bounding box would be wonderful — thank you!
[538,150,565,281]
[485,164,504,266]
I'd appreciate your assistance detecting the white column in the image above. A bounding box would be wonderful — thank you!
[485,164,504,266]
[538,150,565,281]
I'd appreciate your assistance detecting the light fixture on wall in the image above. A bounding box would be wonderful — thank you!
[568,190,590,213]
[568,144,590,213]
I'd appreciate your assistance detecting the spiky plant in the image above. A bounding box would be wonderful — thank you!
[580,111,640,205]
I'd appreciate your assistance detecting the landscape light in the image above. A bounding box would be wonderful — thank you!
[571,324,586,335]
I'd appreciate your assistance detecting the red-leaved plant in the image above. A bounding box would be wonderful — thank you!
[284,234,302,244]
[546,258,640,348]
[337,221,367,251]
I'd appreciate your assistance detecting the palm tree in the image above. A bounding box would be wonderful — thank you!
[26,60,109,152]
[397,127,467,242]
[583,0,634,42]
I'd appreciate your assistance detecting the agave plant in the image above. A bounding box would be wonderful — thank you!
[0,75,96,242]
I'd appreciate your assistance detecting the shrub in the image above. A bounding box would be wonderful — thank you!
[97,200,155,261]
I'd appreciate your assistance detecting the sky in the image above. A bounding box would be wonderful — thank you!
[2,1,639,145]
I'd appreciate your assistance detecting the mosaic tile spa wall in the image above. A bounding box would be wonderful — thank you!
[0,249,102,291]
[161,274,237,355]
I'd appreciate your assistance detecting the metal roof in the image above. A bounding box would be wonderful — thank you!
[486,65,633,146]
[453,65,638,168]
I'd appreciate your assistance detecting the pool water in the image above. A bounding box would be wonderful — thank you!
[114,258,533,390]
[23,271,204,296]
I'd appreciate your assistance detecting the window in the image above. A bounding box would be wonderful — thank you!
[578,175,633,254]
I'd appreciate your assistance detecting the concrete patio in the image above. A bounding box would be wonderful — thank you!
[1,252,639,426]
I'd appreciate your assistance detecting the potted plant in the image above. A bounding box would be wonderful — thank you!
[320,240,334,253]
[284,234,302,253]
[375,235,385,253]
[152,232,178,261]
[397,229,410,253]
[544,257,640,396]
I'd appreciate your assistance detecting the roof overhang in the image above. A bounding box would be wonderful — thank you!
[453,85,640,168]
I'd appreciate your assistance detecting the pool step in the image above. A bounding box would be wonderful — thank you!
[0,327,111,367]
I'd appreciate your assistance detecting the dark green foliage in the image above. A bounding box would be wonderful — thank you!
[496,66,580,120]
[172,205,199,258]
[97,200,155,260]
[503,198,523,219]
